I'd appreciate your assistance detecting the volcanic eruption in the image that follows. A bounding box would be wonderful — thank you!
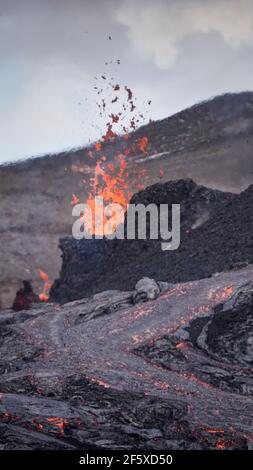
[1,91,253,451]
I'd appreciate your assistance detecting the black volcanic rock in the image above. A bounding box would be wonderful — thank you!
[50,178,237,303]
[12,281,39,312]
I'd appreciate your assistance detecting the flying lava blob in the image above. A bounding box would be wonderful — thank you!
[38,269,52,302]
[72,66,152,238]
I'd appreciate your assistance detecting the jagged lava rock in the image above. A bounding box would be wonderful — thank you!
[50,178,237,303]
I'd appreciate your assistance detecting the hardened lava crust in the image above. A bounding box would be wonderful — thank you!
[1,266,253,449]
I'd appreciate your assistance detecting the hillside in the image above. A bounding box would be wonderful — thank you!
[1,92,253,308]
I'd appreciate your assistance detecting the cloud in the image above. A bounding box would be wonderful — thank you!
[0,0,253,162]
[115,0,253,68]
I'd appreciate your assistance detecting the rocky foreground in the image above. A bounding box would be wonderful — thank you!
[1,268,253,449]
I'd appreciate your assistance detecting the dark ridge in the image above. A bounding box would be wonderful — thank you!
[50,178,241,303]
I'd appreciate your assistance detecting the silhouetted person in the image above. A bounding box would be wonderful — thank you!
[12,280,39,312]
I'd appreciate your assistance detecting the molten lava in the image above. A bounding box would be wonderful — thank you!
[79,77,151,237]
[46,417,68,434]
[38,269,52,302]
[216,439,226,450]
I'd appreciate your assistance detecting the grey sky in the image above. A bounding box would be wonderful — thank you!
[1,0,253,163]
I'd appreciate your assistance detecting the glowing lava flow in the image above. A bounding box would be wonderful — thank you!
[2,266,253,448]
[46,417,68,434]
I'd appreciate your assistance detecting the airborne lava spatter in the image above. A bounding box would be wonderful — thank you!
[71,65,152,237]
[38,269,52,302]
